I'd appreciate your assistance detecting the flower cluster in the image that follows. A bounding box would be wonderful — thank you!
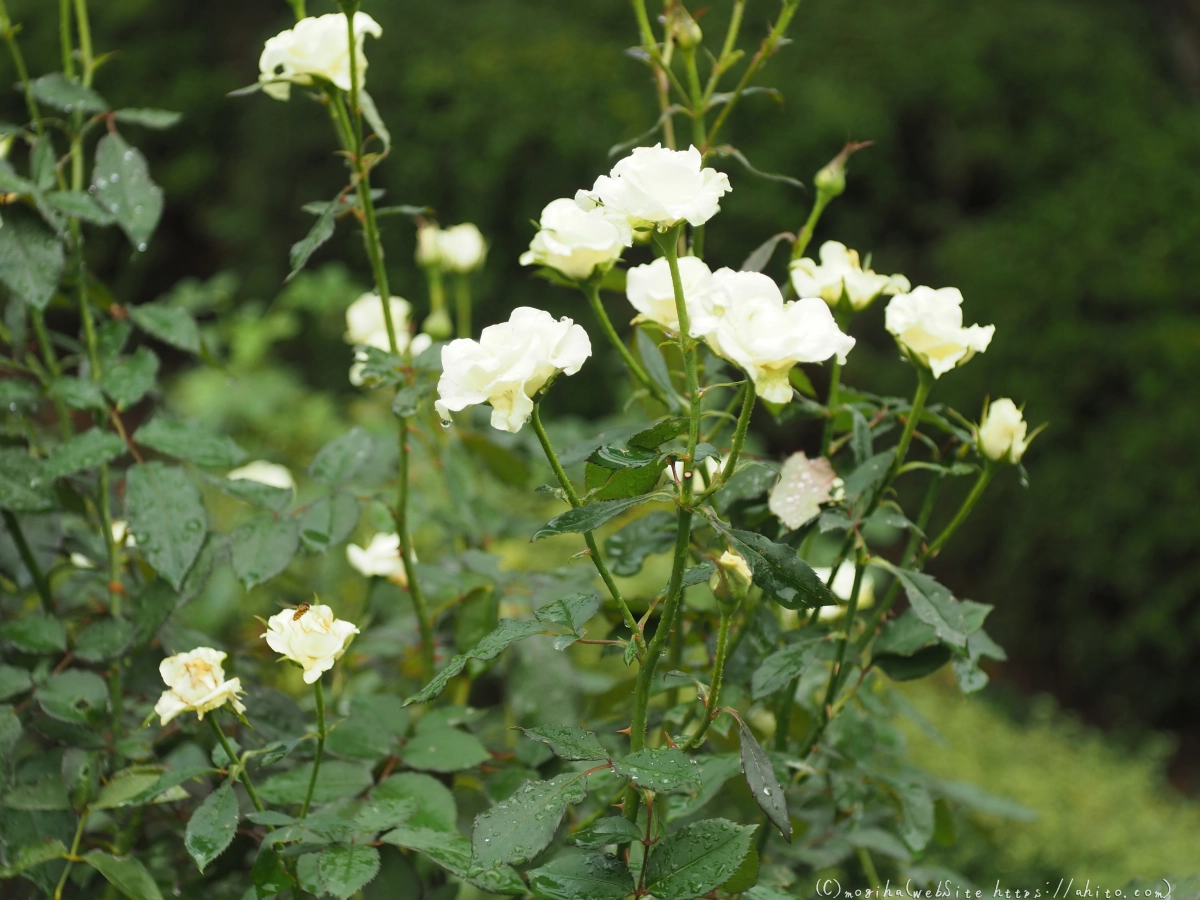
[789,240,910,312]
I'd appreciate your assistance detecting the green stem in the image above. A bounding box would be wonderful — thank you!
[819,358,841,457]
[53,810,88,900]
[630,0,690,105]
[695,381,754,503]
[889,367,934,483]
[656,225,701,504]
[682,47,706,149]
[682,608,731,749]
[581,281,665,406]
[530,403,645,655]
[299,679,326,818]
[399,424,434,678]
[31,309,73,440]
[454,273,471,339]
[857,846,882,893]
[702,0,747,103]
[71,0,93,84]
[287,0,306,20]
[2,510,53,613]
[208,714,265,812]
[919,464,994,564]
[791,191,832,261]
[0,0,45,133]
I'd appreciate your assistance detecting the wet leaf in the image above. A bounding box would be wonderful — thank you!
[40,428,126,480]
[403,726,490,773]
[92,133,164,249]
[230,517,299,589]
[519,725,609,762]
[613,748,700,794]
[185,783,238,873]
[0,207,64,310]
[470,773,588,869]
[124,462,207,590]
[738,719,790,841]
[642,818,756,900]
[528,851,634,900]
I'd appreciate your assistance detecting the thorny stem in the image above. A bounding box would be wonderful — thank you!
[682,607,732,749]
[2,510,53,613]
[919,464,994,564]
[0,0,45,133]
[208,714,265,813]
[299,679,326,818]
[581,280,666,406]
[52,811,88,900]
[530,403,645,656]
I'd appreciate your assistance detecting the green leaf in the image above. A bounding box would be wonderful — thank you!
[528,851,635,900]
[628,417,689,449]
[35,669,108,723]
[569,816,644,849]
[741,231,793,273]
[184,782,239,872]
[738,719,790,841]
[588,441,660,470]
[52,376,106,411]
[613,748,700,794]
[0,379,40,410]
[359,89,391,151]
[134,418,247,468]
[849,407,873,466]
[533,593,600,634]
[208,474,293,512]
[0,449,55,511]
[230,517,299,589]
[750,637,822,700]
[404,619,544,706]
[113,108,182,129]
[318,845,380,899]
[584,461,663,502]
[309,427,373,486]
[259,760,373,806]
[1,613,67,653]
[519,726,609,762]
[952,656,989,694]
[101,346,160,409]
[40,428,126,480]
[125,462,207,590]
[635,328,680,411]
[251,848,291,900]
[0,206,64,310]
[874,645,953,682]
[0,839,67,879]
[289,198,338,280]
[604,510,676,576]
[874,563,969,651]
[470,773,588,868]
[403,726,491,773]
[91,769,170,810]
[297,491,360,554]
[381,826,526,895]
[352,797,414,833]
[46,190,116,226]
[374,772,457,832]
[883,778,935,853]
[532,493,663,541]
[29,73,109,114]
[931,779,1037,821]
[715,525,835,610]
[2,777,70,810]
[82,851,164,900]
[842,448,895,506]
[74,618,136,663]
[643,818,757,900]
[129,304,201,354]
[0,664,33,700]
[326,715,394,761]
[92,133,164,249]
[391,384,424,417]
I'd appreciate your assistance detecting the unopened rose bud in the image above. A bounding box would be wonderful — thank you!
[667,4,703,51]
[814,140,873,201]
[422,307,453,340]
[977,397,1035,464]
[710,550,752,611]
[415,223,443,268]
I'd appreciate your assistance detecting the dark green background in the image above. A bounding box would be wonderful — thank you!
[6,0,1198,779]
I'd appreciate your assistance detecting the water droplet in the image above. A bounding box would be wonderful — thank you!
[123,150,134,161]
[439,419,452,429]
[137,243,147,252]
[110,174,120,183]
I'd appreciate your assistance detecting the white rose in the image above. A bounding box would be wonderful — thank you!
[884,286,995,379]
[415,223,443,267]
[977,397,1029,464]
[345,292,417,353]
[346,532,410,585]
[435,307,592,433]
[258,12,382,102]
[703,269,856,404]
[263,604,360,684]
[154,647,246,725]
[226,460,296,492]
[813,566,875,622]
[789,241,910,311]
[519,198,631,281]
[625,255,717,336]
[437,223,487,273]
[578,144,731,230]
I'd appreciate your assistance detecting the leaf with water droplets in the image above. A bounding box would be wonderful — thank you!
[569,816,644,850]
[768,452,838,530]
[124,462,207,590]
[470,773,588,869]
[134,418,247,468]
[738,719,791,841]
[612,748,700,795]
[317,844,380,900]
[528,851,634,900]
[403,619,544,707]
[643,818,757,900]
[92,133,164,249]
[750,637,823,700]
[38,428,125,481]
[712,523,834,610]
[29,73,109,114]
[518,725,609,762]
[381,826,525,894]
[184,782,238,873]
[0,206,65,311]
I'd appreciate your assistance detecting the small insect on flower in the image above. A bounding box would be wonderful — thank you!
[292,602,311,621]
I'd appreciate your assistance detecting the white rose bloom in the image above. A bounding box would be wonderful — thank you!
[789,241,910,312]
[978,398,1029,464]
[625,256,717,336]
[346,532,410,585]
[884,286,995,379]
[227,460,296,492]
[416,223,443,267]
[813,566,875,622]
[258,12,382,102]
[435,307,592,433]
[578,144,731,230]
[703,269,856,404]
[154,647,246,725]
[345,293,418,353]
[519,198,631,281]
[263,604,360,684]
[437,224,487,273]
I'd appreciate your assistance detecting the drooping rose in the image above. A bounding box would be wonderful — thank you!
[258,13,382,102]
[884,286,994,379]
[625,256,717,336]
[263,604,360,684]
[519,198,631,281]
[154,647,246,725]
[789,241,909,312]
[577,144,731,230]
[435,307,592,433]
[346,532,409,586]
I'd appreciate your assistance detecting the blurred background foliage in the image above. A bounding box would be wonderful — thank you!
[5,0,1198,829]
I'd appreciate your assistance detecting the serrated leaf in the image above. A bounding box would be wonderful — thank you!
[603,510,676,577]
[875,563,969,651]
[613,748,700,794]
[532,493,663,541]
[318,844,380,899]
[714,525,834,610]
[209,475,293,512]
[251,847,291,900]
[230,517,299,589]
[374,772,457,832]
[259,760,372,806]
[92,133,164,248]
[352,797,413,833]
[534,593,599,634]
[842,448,895,506]
[35,669,108,724]
[0,448,56,511]
[404,619,544,706]
[289,198,337,280]
[129,304,201,354]
[628,417,689,449]
[570,816,644,849]
[585,461,663,502]
[883,777,935,853]
[0,839,67,878]
[519,726,609,762]
[124,462,207,590]
[134,418,246,468]
[184,783,238,872]
[309,427,372,486]
[0,664,33,700]
[46,190,116,225]
[74,618,136,663]
[750,637,822,700]
[101,346,159,409]
[1,613,67,653]
[40,428,125,480]
[30,73,108,114]
[380,826,525,894]
[643,818,757,900]
[298,491,359,553]
[738,719,790,841]
[0,207,64,310]
[82,851,163,900]
[52,375,106,411]
[528,851,634,900]
[113,108,182,129]
[470,773,588,868]
[404,726,491,773]
[91,769,168,810]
